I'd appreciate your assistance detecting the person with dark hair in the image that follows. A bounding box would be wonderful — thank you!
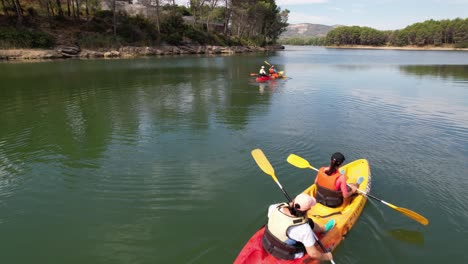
[262,193,335,261]
[314,152,362,208]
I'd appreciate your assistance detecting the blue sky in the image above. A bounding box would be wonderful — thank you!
[277,0,468,30]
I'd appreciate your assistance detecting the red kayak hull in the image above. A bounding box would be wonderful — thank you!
[256,76,271,82]
[234,227,323,264]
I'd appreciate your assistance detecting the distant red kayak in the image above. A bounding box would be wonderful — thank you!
[256,76,271,82]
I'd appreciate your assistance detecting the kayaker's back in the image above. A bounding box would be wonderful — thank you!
[304,159,371,252]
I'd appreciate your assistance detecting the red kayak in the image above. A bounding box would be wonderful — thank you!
[256,76,271,82]
[234,226,330,264]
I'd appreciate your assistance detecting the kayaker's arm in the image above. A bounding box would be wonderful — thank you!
[338,174,357,198]
[304,245,333,261]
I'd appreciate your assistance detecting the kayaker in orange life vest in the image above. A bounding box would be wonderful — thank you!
[269,65,277,75]
[314,152,360,208]
[263,193,335,261]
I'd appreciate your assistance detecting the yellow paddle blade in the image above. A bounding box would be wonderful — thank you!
[287,154,319,171]
[395,206,429,226]
[383,201,429,225]
[278,71,284,75]
[264,60,272,66]
[251,149,279,184]
[287,154,310,168]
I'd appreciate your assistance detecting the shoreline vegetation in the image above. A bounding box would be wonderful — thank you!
[1,1,467,61]
[0,1,289,61]
[326,45,468,51]
[280,18,468,51]
[0,45,284,61]
[2,44,467,62]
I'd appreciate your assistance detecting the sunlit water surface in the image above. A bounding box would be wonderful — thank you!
[0,46,467,263]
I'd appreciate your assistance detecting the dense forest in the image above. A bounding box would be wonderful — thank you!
[278,36,325,46]
[0,0,289,49]
[279,18,468,48]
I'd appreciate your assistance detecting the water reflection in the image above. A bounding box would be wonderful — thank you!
[251,79,283,95]
[259,81,279,93]
[0,58,271,163]
[399,65,468,81]
[0,57,279,206]
[258,83,266,94]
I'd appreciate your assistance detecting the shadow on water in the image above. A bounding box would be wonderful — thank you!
[387,229,425,247]
[399,65,468,81]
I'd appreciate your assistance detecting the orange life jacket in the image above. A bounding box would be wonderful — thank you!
[316,167,340,190]
[269,68,275,74]
[315,167,344,208]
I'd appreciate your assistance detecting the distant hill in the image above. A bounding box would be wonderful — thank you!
[280,23,339,39]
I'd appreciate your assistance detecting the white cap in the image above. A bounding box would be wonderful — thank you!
[294,193,316,211]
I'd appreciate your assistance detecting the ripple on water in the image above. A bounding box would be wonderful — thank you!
[0,134,28,202]
[73,158,212,213]
[352,201,397,262]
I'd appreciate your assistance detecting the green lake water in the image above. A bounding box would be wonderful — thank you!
[0,46,467,263]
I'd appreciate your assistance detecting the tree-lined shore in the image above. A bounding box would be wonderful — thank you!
[2,0,467,61]
[0,0,289,60]
[279,18,468,50]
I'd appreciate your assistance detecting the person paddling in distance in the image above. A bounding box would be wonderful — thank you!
[259,65,268,77]
[315,152,363,208]
[268,65,282,79]
[269,65,277,75]
[262,193,335,261]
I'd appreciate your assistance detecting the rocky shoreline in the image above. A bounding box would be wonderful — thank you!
[0,45,284,61]
[5,44,464,61]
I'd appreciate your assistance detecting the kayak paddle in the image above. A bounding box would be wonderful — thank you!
[252,148,291,202]
[251,149,336,264]
[264,60,272,67]
[286,154,429,226]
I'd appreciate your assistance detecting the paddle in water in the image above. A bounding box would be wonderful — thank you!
[286,154,429,226]
[251,149,336,264]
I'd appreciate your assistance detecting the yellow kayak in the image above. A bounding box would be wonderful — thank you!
[303,159,371,253]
